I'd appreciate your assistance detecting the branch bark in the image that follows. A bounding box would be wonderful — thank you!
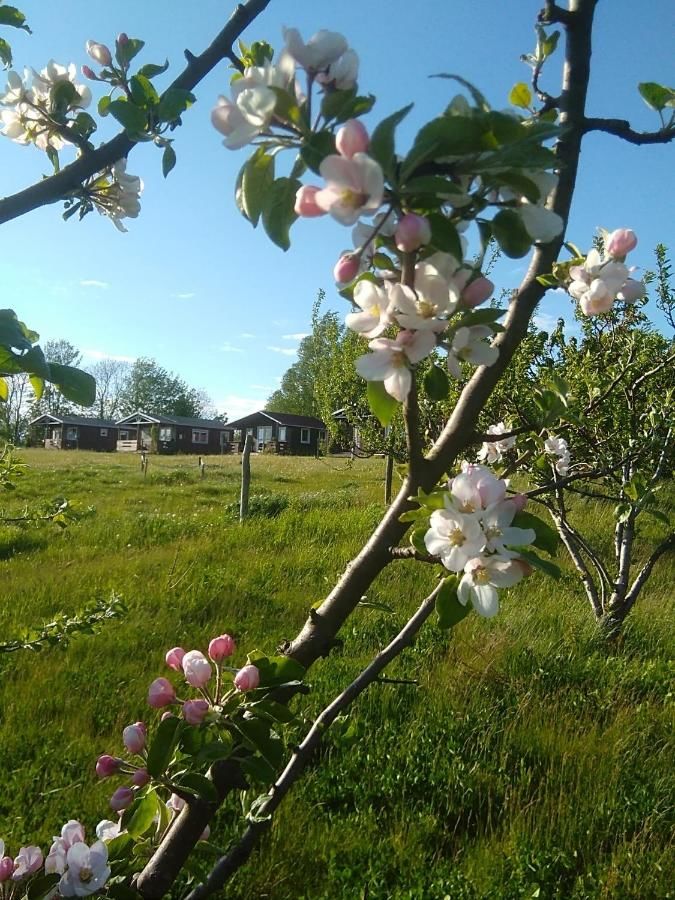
[582,117,675,146]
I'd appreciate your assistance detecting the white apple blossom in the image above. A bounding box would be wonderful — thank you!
[317,48,359,90]
[356,329,436,401]
[390,281,454,333]
[283,28,348,73]
[45,820,86,875]
[458,556,526,617]
[501,170,564,242]
[449,464,508,514]
[447,325,498,378]
[345,281,393,337]
[31,60,92,109]
[93,159,144,232]
[480,500,536,557]
[544,434,570,476]
[478,422,516,464]
[424,507,485,571]
[315,153,384,225]
[58,841,110,897]
[12,845,43,880]
[567,248,630,316]
[94,821,120,843]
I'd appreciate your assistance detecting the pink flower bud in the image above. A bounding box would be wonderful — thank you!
[617,278,646,303]
[165,647,186,671]
[96,755,122,779]
[234,664,260,692]
[81,65,98,80]
[117,33,129,47]
[148,677,176,708]
[605,228,637,259]
[510,493,528,512]
[110,787,134,813]
[335,119,370,158]
[183,699,210,725]
[0,858,15,882]
[461,275,494,309]
[132,768,150,787]
[514,559,534,578]
[208,634,236,663]
[294,185,325,218]
[333,253,361,283]
[395,214,432,252]
[181,650,212,688]
[86,40,112,67]
[123,723,146,754]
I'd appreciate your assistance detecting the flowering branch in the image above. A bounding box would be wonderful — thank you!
[0,0,273,225]
[582,117,675,145]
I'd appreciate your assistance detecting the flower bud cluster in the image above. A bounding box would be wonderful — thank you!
[567,228,646,315]
[424,463,535,618]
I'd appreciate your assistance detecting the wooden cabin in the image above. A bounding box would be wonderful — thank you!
[115,411,229,455]
[222,411,327,456]
[30,414,118,451]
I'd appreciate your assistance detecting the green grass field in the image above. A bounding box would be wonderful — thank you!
[0,449,673,899]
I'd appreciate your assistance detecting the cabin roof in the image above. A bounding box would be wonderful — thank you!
[116,411,228,429]
[30,414,118,428]
[226,410,326,430]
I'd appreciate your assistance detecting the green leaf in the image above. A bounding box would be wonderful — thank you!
[250,699,296,724]
[403,115,488,178]
[47,364,96,406]
[300,130,336,175]
[105,831,134,861]
[397,507,429,523]
[172,772,218,803]
[410,526,428,555]
[235,717,284,768]
[536,273,559,288]
[0,37,12,67]
[491,209,532,258]
[428,213,464,262]
[638,81,675,112]
[137,59,170,79]
[512,511,559,556]
[367,380,399,427]
[98,95,111,117]
[71,112,97,139]
[436,575,471,629]
[157,87,194,122]
[430,73,490,112]
[0,377,8,401]
[261,177,301,251]
[456,307,506,327]
[494,170,542,203]
[240,754,276,785]
[368,103,414,180]
[264,655,305,685]
[0,6,30,32]
[241,147,275,225]
[162,143,176,178]
[130,74,159,107]
[320,88,375,123]
[644,507,670,525]
[146,714,182,777]
[424,364,449,401]
[26,874,60,899]
[402,175,465,197]
[518,548,561,579]
[115,37,145,69]
[108,98,147,133]
[50,79,78,114]
[121,790,159,838]
[509,82,532,109]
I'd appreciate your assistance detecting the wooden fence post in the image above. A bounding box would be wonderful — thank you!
[141,451,148,478]
[240,434,253,522]
[198,456,206,479]
[384,452,394,506]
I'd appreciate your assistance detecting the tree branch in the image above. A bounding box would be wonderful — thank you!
[184,583,443,900]
[0,0,272,225]
[582,117,675,146]
[389,546,437,563]
[538,1,574,26]
[621,531,675,618]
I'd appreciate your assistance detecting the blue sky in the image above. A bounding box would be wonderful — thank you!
[1,0,673,419]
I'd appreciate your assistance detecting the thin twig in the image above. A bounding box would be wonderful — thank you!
[582,117,675,146]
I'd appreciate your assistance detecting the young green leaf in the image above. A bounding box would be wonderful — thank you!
[241,147,275,225]
[509,82,533,109]
[436,575,471,629]
[146,714,182,777]
[162,144,176,178]
[367,380,399,427]
[368,103,413,180]
[424,364,449,401]
[261,177,301,251]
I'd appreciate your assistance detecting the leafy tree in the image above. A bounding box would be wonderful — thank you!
[85,358,131,420]
[118,357,210,418]
[27,339,83,419]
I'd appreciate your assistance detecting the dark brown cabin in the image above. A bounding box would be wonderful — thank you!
[30,414,118,451]
[223,411,327,456]
[115,411,230,455]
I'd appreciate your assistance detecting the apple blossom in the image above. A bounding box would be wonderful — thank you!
[333,253,361,284]
[132,768,150,787]
[509,493,528,512]
[460,275,494,308]
[356,329,437,401]
[147,677,176,708]
[478,422,516,464]
[450,464,507,513]
[605,227,637,259]
[294,185,326,218]
[282,28,348,73]
[315,153,384,225]
[395,213,432,252]
[96,755,122,779]
[317,48,359,90]
[85,41,112,67]
[81,65,97,81]
[31,60,92,109]
[208,633,236,662]
[568,248,630,315]
[234,664,261,691]
[345,280,392,337]
[165,646,186,671]
[122,722,146,754]
[544,435,571,476]
[424,508,485,572]
[183,698,210,725]
[447,326,499,378]
[45,818,85,876]
[335,119,369,159]
[617,278,646,303]
[95,821,120,843]
[390,282,454,333]
[481,502,536,557]
[12,846,43,880]
[109,787,134,813]
[0,855,13,882]
[182,649,212,688]
[59,840,110,897]
[458,556,525,617]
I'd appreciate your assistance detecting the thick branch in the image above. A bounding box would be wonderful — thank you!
[0,0,272,225]
[185,583,442,900]
[621,532,675,618]
[582,117,675,146]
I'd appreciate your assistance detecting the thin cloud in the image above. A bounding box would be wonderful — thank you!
[249,383,273,391]
[267,346,297,356]
[175,292,195,300]
[80,279,109,289]
[282,332,309,341]
[216,393,265,419]
[240,332,256,339]
[83,349,135,363]
[219,342,244,353]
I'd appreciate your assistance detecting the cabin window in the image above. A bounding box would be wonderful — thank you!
[233,429,242,442]
[192,429,209,444]
[159,427,174,441]
[100,428,108,436]
[66,427,77,440]
[278,426,287,442]
[300,428,310,444]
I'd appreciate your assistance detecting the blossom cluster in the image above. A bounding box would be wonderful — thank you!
[544,434,571,476]
[0,823,110,897]
[0,61,91,150]
[567,228,646,315]
[85,159,144,232]
[424,463,535,617]
[477,422,516,465]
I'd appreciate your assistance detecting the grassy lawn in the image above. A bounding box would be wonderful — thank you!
[0,449,673,899]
